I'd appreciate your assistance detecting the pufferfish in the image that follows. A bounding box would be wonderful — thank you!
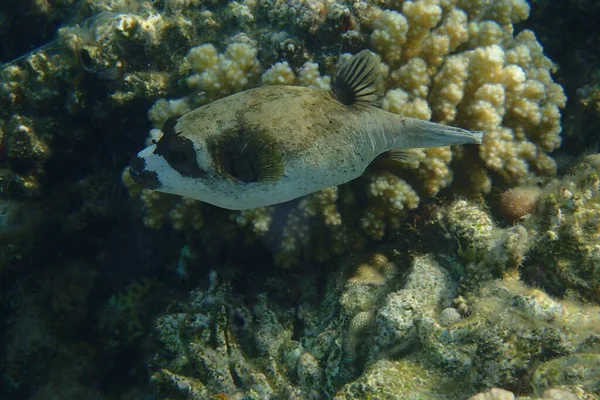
[129,50,483,210]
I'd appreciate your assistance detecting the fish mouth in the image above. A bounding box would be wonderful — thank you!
[129,155,160,190]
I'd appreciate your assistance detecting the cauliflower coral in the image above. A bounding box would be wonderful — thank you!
[368,0,566,194]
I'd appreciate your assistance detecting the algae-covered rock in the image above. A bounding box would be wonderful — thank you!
[469,386,589,400]
[150,369,210,399]
[147,252,461,398]
[435,154,600,304]
[468,388,515,400]
[436,199,530,292]
[333,359,463,400]
[150,271,330,399]
[372,254,456,359]
[148,246,600,399]
[530,353,600,396]
[413,277,598,392]
[522,154,600,302]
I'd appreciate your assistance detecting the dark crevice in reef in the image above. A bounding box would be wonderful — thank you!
[0,0,65,64]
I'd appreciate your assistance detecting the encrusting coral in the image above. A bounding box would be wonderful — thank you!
[519,154,600,303]
[435,198,530,292]
[144,184,600,399]
[149,240,600,399]
[436,155,600,305]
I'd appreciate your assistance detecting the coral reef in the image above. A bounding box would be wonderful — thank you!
[438,155,600,304]
[3,260,99,396]
[0,199,41,270]
[3,1,600,400]
[150,252,403,398]
[577,70,600,151]
[99,279,155,340]
[105,0,566,266]
[468,386,587,400]
[523,0,600,156]
[0,0,568,268]
[333,359,462,399]
[185,41,261,101]
[0,54,62,197]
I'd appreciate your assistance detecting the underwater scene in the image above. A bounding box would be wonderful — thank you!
[1,0,600,399]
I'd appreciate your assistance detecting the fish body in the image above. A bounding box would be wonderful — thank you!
[130,51,483,210]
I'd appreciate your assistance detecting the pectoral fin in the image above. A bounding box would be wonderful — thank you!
[371,149,422,172]
[380,149,419,164]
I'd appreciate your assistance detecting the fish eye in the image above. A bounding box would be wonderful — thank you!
[166,150,188,164]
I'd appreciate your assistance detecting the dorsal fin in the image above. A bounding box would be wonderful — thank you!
[331,50,382,106]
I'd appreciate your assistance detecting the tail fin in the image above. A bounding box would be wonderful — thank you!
[405,118,483,148]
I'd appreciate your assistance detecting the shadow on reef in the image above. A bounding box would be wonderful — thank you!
[0,88,191,398]
[0,0,94,65]
[0,1,64,64]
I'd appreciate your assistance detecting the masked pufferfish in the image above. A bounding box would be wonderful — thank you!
[129,50,483,210]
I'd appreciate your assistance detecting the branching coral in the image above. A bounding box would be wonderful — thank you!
[371,1,566,194]
[185,40,261,100]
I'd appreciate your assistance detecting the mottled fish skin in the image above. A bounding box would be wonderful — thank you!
[130,51,482,210]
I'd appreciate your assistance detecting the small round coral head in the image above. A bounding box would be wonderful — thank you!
[499,186,542,222]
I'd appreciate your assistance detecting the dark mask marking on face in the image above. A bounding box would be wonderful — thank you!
[208,124,284,183]
[154,116,205,178]
[129,156,160,189]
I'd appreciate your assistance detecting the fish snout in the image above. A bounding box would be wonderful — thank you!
[129,155,160,189]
